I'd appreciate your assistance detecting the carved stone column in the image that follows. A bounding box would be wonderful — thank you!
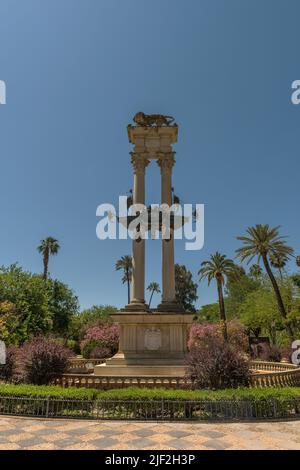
[126,152,149,311]
[157,153,180,311]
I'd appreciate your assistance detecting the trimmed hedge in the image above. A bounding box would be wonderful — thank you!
[0,385,300,420]
[0,384,96,399]
[1,384,300,401]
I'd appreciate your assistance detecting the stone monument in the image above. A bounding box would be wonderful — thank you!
[94,113,194,378]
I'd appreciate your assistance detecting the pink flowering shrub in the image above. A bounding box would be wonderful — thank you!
[188,320,248,352]
[80,321,119,359]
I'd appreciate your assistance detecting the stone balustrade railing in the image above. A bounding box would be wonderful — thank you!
[249,361,298,372]
[251,369,300,387]
[53,374,191,389]
[54,360,300,389]
[53,370,300,390]
[67,357,106,373]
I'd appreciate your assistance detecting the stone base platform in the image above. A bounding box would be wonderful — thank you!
[94,311,194,378]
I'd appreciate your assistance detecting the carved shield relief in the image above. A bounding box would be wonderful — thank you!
[145,328,162,351]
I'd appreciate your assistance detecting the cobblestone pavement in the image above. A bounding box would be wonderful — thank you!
[0,416,299,450]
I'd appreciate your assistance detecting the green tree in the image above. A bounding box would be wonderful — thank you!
[291,274,300,290]
[0,264,51,344]
[69,305,117,341]
[269,252,288,279]
[115,255,132,304]
[236,224,294,339]
[175,264,198,312]
[198,252,236,341]
[225,270,261,318]
[249,264,262,279]
[238,287,283,344]
[47,279,79,336]
[37,237,60,281]
[197,303,220,323]
[147,282,161,308]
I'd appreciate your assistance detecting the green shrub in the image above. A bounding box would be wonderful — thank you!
[94,386,300,402]
[0,384,300,403]
[18,336,71,385]
[0,385,299,420]
[186,337,251,389]
[0,383,96,399]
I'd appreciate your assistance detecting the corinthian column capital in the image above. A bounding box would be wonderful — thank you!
[157,152,175,173]
[130,152,149,174]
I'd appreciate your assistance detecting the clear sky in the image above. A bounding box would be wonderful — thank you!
[0,0,299,310]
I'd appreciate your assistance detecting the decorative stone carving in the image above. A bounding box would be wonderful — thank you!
[157,153,175,173]
[133,112,175,127]
[145,328,162,351]
[130,152,150,174]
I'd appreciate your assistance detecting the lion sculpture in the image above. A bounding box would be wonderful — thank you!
[133,112,175,127]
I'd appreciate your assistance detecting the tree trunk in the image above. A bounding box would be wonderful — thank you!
[216,276,228,341]
[149,290,154,308]
[43,250,49,281]
[262,253,294,339]
[126,268,130,304]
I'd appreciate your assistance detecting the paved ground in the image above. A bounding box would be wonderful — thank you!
[0,416,299,450]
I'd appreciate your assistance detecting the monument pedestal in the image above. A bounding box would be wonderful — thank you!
[94,312,194,377]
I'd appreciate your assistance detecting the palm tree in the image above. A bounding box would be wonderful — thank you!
[250,263,262,279]
[37,237,60,281]
[115,255,132,304]
[147,282,161,308]
[198,252,236,341]
[296,256,300,268]
[269,252,288,279]
[236,224,294,339]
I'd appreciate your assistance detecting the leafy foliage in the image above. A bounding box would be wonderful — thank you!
[236,224,294,338]
[69,305,117,344]
[198,252,237,340]
[0,265,51,345]
[80,321,119,359]
[175,264,198,312]
[188,320,248,352]
[197,303,220,323]
[258,344,282,362]
[0,265,79,345]
[147,282,161,308]
[1,384,300,402]
[37,237,60,281]
[47,279,79,336]
[186,336,251,389]
[17,336,72,385]
[115,255,132,304]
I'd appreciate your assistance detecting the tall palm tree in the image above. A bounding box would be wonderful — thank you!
[115,255,132,304]
[236,224,294,339]
[147,282,161,308]
[198,252,236,341]
[37,237,60,281]
[269,252,288,279]
[250,263,262,279]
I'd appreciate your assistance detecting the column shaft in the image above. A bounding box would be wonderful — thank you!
[159,155,176,304]
[129,154,148,309]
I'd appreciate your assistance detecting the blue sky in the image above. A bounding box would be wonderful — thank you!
[0,0,299,310]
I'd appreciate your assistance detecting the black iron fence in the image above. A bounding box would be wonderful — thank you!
[0,395,300,421]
